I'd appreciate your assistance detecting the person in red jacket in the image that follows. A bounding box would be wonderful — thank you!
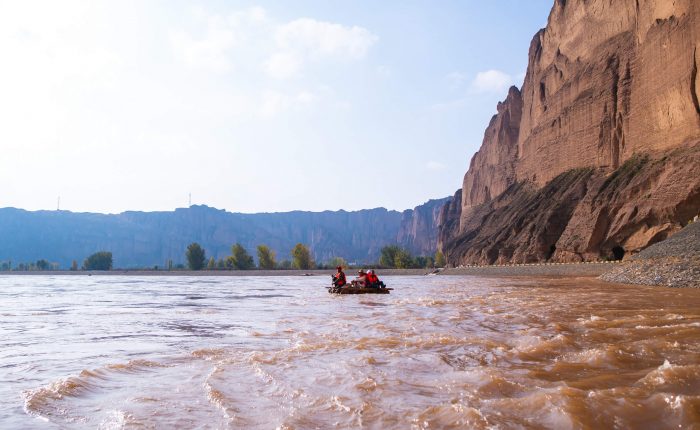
[332,266,346,287]
[366,269,379,287]
[352,269,368,287]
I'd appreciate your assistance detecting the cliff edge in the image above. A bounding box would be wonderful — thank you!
[441,0,700,266]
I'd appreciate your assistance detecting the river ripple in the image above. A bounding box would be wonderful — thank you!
[1,275,699,429]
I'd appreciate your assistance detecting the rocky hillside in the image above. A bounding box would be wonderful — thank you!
[0,199,447,269]
[441,0,700,266]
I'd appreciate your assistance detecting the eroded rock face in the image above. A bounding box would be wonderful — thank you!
[397,197,451,256]
[459,87,522,229]
[445,143,700,265]
[441,0,700,266]
[518,0,699,185]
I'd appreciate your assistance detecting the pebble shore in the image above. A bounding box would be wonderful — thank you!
[600,222,700,288]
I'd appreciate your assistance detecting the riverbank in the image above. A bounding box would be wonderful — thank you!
[0,268,434,277]
[440,261,619,277]
[0,263,620,278]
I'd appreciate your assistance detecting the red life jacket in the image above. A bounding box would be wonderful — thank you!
[367,273,378,284]
[334,271,346,286]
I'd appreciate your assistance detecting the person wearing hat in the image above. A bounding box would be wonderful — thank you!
[352,269,368,287]
[332,266,347,288]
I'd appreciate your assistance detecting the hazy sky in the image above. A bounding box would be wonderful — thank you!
[0,0,553,214]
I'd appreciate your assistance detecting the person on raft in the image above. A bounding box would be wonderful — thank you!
[332,266,346,288]
[351,269,368,287]
[365,269,381,288]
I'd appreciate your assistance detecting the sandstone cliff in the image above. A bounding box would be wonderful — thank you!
[441,0,700,266]
[396,197,451,256]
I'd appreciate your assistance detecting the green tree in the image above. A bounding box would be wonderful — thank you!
[230,243,255,270]
[186,243,206,270]
[207,256,216,270]
[256,245,276,269]
[83,251,113,270]
[291,243,313,270]
[224,257,235,269]
[278,259,292,269]
[435,250,446,268]
[415,256,431,268]
[217,258,226,269]
[379,245,401,268]
[36,259,50,270]
[326,256,347,269]
[394,249,416,268]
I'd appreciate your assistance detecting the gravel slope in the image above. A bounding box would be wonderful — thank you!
[600,222,700,288]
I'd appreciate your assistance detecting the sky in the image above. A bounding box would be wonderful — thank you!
[0,0,553,214]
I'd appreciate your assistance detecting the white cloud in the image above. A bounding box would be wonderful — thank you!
[266,18,377,79]
[170,13,240,72]
[258,89,319,117]
[264,51,303,79]
[426,160,447,171]
[260,90,291,117]
[170,8,377,82]
[274,18,376,59]
[244,6,267,23]
[470,70,513,94]
[296,90,317,104]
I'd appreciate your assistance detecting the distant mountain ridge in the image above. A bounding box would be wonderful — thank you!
[0,200,450,268]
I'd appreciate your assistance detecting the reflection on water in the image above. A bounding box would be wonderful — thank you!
[1,275,699,429]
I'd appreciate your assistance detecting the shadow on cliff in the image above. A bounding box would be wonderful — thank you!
[443,142,700,266]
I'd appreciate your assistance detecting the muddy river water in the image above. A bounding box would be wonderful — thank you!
[1,275,699,429]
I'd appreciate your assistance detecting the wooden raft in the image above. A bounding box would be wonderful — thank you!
[328,286,392,294]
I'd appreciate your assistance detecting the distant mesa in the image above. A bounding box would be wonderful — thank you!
[0,201,449,269]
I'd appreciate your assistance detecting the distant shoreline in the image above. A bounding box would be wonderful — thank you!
[0,268,433,277]
[0,263,618,277]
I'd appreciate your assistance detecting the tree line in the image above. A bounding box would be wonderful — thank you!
[0,252,113,271]
[0,244,446,272]
[185,243,445,271]
[378,246,446,269]
[185,242,313,270]
[0,259,59,271]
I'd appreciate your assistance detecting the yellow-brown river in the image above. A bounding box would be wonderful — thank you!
[1,275,699,429]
